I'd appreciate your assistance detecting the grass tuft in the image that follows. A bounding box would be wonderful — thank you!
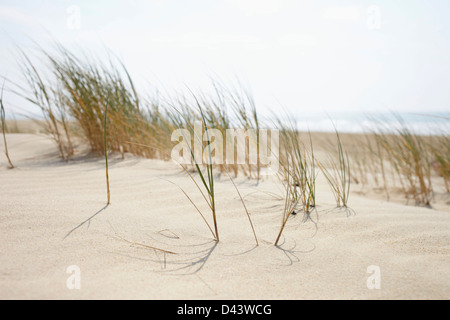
[317,127,351,209]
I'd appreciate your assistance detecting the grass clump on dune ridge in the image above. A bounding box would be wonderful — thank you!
[371,115,433,206]
[15,44,267,179]
[15,44,175,161]
[14,47,74,161]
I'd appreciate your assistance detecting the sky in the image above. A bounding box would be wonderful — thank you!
[0,0,450,121]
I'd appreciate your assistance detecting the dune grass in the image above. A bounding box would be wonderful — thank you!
[14,44,171,161]
[370,115,433,206]
[172,99,220,241]
[104,99,111,205]
[14,48,73,161]
[428,131,450,193]
[168,89,261,243]
[0,80,15,169]
[278,121,316,214]
[14,44,273,179]
[317,129,351,209]
[216,79,262,179]
[12,44,268,243]
[274,115,316,246]
[344,115,450,209]
[226,170,259,246]
[11,43,450,249]
[274,157,300,246]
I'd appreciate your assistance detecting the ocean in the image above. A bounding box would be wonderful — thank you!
[284,111,450,135]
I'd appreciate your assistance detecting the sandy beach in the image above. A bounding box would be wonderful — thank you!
[1,133,449,300]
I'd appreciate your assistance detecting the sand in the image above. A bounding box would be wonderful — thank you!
[0,133,449,299]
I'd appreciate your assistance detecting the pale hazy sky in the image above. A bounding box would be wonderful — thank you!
[1,0,450,118]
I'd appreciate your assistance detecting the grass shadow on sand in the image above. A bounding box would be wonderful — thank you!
[274,236,317,266]
[63,204,110,240]
[111,236,219,275]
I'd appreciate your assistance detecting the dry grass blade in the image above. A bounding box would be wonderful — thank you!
[0,79,14,169]
[225,171,258,246]
[274,159,299,246]
[108,222,177,255]
[104,99,111,205]
[160,176,216,239]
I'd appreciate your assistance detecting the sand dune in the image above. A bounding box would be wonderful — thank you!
[0,134,449,299]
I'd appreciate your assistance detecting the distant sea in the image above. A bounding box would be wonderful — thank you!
[284,111,450,135]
